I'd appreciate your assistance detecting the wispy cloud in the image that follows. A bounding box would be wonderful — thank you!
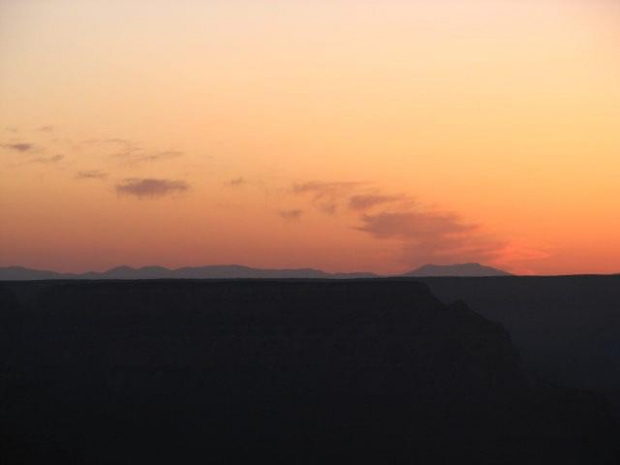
[348,194,408,211]
[29,154,64,164]
[81,138,184,164]
[116,178,190,198]
[278,209,303,221]
[12,154,64,167]
[125,150,183,164]
[227,177,246,187]
[292,181,364,215]
[292,181,363,196]
[107,140,182,164]
[1,142,35,153]
[76,170,108,180]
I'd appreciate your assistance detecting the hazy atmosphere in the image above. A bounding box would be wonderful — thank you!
[1,0,619,275]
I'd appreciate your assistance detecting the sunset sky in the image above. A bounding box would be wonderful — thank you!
[1,0,619,275]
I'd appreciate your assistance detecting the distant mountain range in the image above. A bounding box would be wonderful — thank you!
[405,263,512,277]
[0,262,514,280]
[0,265,378,281]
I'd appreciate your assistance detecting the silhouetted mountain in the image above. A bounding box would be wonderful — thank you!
[0,266,69,280]
[0,265,377,280]
[0,280,616,464]
[406,263,512,277]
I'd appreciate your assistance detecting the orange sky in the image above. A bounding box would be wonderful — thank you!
[1,0,619,275]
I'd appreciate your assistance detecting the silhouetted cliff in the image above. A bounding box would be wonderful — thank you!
[0,280,616,464]
[418,276,620,409]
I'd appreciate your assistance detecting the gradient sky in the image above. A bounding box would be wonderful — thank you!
[1,0,619,275]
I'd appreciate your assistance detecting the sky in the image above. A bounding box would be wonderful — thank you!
[1,0,619,275]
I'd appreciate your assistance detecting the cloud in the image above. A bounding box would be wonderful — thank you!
[13,154,64,166]
[28,154,64,164]
[125,150,183,163]
[358,210,506,266]
[288,179,508,268]
[76,170,107,180]
[292,181,409,215]
[116,178,190,198]
[82,138,184,164]
[292,181,364,215]
[106,140,182,164]
[278,209,303,221]
[348,194,407,211]
[105,139,143,159]
[227,177,246,187]
[357,211,475,240]
[1,142,35,153]
[292,181,363,196]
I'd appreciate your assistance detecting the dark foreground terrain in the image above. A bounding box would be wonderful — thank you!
[0,280,618,464]
[418,276,620,416]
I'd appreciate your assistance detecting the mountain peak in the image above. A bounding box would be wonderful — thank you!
[405,263,511,277]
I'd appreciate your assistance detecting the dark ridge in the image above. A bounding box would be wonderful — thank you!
[0,280,617,464]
